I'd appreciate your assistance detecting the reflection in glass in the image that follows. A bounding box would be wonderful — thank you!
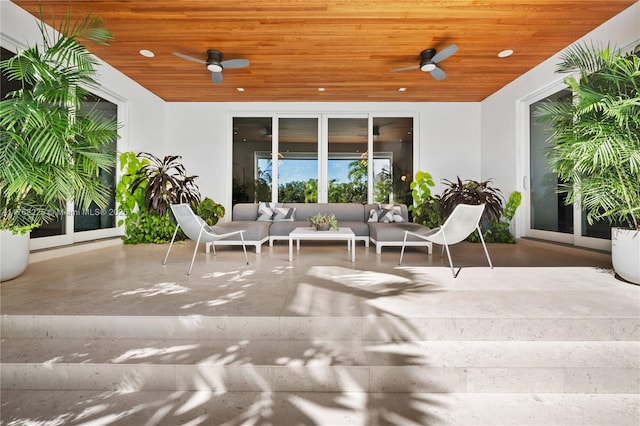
[278,117,319,203]
[74,93,117,232]
[530,92,573,233]
[373,117,413,206]
[327,118,368,203]
[232,117,273,203]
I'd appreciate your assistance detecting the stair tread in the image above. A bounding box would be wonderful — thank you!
[2,314,638,341]
[2,338,638,367]
[1,390,638,425]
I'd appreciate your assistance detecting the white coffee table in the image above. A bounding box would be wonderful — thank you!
[288,227,356,262]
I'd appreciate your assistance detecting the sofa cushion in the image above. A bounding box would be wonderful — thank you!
[232,203,259,221]
[368,221,432,242]
[285,203,365,222]
[211,221,270,242]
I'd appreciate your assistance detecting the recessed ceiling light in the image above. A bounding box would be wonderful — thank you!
[139,49,155,58]
[237,87,245,92]
[498,49,513,58]
[318,87,325,92]
[398,87,407,92]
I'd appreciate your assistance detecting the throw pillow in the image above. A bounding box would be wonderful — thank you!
[272,207,296,222]
[368,207,382,222]
[369,204,405,223]
[257,202,282,221]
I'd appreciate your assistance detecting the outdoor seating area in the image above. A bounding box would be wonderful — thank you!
[1,239,639,425]
[211,202,435,254]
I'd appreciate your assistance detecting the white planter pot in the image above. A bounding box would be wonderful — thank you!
[0,230,30,282]
[611,227,640,285]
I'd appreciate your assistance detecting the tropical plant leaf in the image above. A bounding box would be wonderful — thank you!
[441,177,505,224]
[536,42,640,229]
[0,8,117,230]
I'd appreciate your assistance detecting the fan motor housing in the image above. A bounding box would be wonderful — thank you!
[419,48,437,72]
[206,49,223,72]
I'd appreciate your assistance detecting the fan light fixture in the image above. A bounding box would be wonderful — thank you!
[421,63,436,72]
[207,63,223,72]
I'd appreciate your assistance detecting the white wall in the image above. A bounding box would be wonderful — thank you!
[0,1,166,161]
[481,2,640,236]
[165,102,481,212]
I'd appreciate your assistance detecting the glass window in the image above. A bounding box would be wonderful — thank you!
[530,91,574,233]
[327,118,368,203]
[278,117,319,203]
[232,117,273,203]
[74,93,117,233]
[232,115,414,206]
[372,117,413,206]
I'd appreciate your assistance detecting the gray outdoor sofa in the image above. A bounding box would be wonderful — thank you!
[209,202,433,254]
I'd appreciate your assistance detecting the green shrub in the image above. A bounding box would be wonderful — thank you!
[409,171,444,228]
[115,152,182,244]
[197,197,225,226]
[468,191,522,243]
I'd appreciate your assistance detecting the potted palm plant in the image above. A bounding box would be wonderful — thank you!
[0,12,117,281]
[537,42,640,284]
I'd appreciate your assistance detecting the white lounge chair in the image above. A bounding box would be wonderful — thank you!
[164,203,249,275]
[399,203,493,278]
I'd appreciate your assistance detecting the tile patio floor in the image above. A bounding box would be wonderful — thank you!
[1,238,638,425]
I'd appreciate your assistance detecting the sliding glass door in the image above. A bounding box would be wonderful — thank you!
[525,89,611,250]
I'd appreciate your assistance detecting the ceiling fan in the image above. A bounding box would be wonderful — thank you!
[390,44,458,80]
[173,49,249,84]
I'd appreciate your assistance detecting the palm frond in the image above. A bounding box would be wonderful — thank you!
[0,9,117,230]
[538,42,640,229]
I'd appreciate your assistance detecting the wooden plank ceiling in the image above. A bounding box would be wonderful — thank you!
[12,0,637,103]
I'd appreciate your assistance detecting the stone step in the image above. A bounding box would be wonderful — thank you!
[1,390,638,425]
[2,314,639,341]
[2,340,638,393]
[2,338,638,368]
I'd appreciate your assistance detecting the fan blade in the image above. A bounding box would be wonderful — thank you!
[212,72,223,84]
[221,58,250,69]
[173,52,206,65]
[390,65,420,73]
[430,67,447,80]
[432,44,458,63]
